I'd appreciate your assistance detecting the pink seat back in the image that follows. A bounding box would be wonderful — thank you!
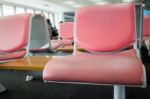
[143,16,150,37]
[0,14,32,53]
[75,3,135,52]
[59,22,74,40]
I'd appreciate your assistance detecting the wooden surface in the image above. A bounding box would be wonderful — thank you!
[57,46,85,52]
[0,56,52,71]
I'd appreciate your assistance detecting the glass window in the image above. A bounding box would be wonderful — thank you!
[49,13,54,26]
[0,4,2,16]
[35,10,42,14]
[43,11,49,18]
[3,5,14,16]
[16,7,25,14]
[54,13,59,28]
[26,9,34,13]
[49,13,53,21]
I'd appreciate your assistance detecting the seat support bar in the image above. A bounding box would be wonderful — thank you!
[114,85,125,99]
[0,83,6,93]
[26,75,34,81]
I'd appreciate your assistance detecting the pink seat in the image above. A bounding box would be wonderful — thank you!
[44,49,143,85]
[0,14,31,53]
[143,16,150,50]
[48,22,74,50]
[143,16,150,37]
[51,40,71,50]
[59,22,74,40]
[43,3,146,99]
[0,50,26,62]
[39,39,72,52]
[0,14,33,92]
[0,14,32,62]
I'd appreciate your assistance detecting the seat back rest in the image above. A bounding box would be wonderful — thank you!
[27,14,51,51]
[143,16,150,37]
[0,14,32,53]
[59,22,74,40]
[74,3,135,52]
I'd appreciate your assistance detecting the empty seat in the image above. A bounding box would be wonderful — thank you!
[46,22,74,52]
[0,14,33,93]
[43,3,146,99]
[59,22,74,40]
[29,15,73,53]
[58,22,74,45]
[47,22,74,51]
[143,16,150,53]
[0,14,32,62]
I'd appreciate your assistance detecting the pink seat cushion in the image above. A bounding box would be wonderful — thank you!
[61,39,72,45]
[29,39,72,52]
[0,50,26,61]
[51,40,72,50]
[143,16,150,49]
[0,14,32,53]
[43,49,144,85]
[30,48,49,52]
[143,36,148,41]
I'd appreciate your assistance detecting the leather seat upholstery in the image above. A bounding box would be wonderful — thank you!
[43,3,146,99]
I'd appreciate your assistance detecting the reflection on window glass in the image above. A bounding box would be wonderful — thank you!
[53,13,59,28]
[1,4,56,27]
[49,13,53,21]
[26,9,34,13]
[35,10,42,14]
[43,12,49,18]
[16,7,25,14]
[49,14,54,26]
[3,5,14,16]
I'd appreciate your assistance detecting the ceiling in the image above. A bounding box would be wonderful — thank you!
[43,0,133,10]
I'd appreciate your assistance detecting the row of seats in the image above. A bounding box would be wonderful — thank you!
[0,14,74,91]
[0,13,74,62]
[0,2,148,99]
[37,21,74,52]
[143,16,150,55]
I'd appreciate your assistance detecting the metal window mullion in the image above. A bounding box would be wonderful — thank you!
[13,6,16,14]
[1,4,3,16]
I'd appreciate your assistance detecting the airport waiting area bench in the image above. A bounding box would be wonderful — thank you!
[0,13,57,92]
[0,2,147,99]
[0,13,77,93]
